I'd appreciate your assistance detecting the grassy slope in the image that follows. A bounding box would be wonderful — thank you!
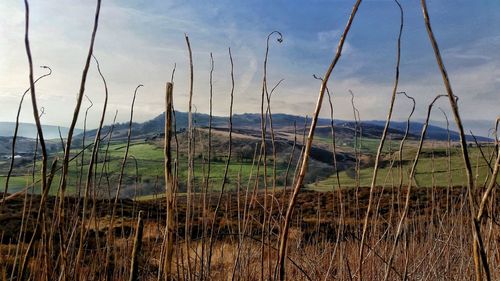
[2,138,497,196]
[1,141,287,196]
[310,145,499,191]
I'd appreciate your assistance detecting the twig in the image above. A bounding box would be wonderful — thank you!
[359,1,403,278]
[277,1,362,279]
[2,66,52,203]
[420,1,490,279]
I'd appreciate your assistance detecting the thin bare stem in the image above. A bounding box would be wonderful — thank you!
[129,211,144,281]
[359,1,403,278]
[2,66,52,203]
[277,1,362,279]
[106,84,142,276]
[383,94,446,281]
[477,118,499,220]
[420,1,489,279]
[58,0,101,212]
[208,47,235,275]
[184,34,194,280]
[397,91,416,202]
[75,55,109,276]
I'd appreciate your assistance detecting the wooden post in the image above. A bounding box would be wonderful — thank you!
[164,82,174,280]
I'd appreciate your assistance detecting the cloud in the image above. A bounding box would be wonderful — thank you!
[317,29,340,44]
[0,1,266,127]
[0,0,498,139]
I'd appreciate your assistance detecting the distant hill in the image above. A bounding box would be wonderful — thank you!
[0,136,61,156]
[0,122,82,140]
[140,112,332,131]
[80,111,491,143]
[364,120,492,142]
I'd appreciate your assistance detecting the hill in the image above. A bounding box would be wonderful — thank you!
[79,111,491,143]
[364,120,492,142]
[0,122,82,139]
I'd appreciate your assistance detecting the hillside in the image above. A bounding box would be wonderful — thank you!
[0,136,60,156]
[78,111,489,143]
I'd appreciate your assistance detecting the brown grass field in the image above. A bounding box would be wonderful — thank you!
[1,186,499,280]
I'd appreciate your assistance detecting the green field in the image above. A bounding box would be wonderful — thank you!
[2,138,497,197]
[309,145,499,191]
[0,141,288,196]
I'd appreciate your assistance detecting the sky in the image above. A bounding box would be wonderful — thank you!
[1,0,499,137]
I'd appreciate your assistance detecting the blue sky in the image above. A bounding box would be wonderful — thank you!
[1,0,499,136]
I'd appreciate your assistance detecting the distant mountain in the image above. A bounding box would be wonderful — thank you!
[426,119,497,140]
[136,112,493,142]
[140,111,332,131]
[0,136,61,156]
[364,120,492,142]
[80,111,491,143]
[0,122,82,140]
[79,112,328,140]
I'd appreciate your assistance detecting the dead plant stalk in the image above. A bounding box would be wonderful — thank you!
[277,1,362,279]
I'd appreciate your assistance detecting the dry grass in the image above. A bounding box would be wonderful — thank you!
[1,187,498,280]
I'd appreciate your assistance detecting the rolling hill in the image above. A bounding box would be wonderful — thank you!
[80,112,492,143]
